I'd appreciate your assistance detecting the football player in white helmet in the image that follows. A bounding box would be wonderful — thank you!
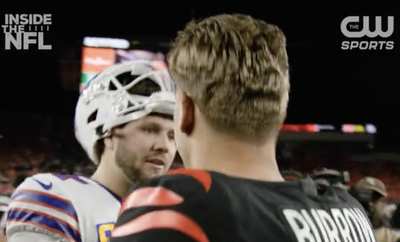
[6,60,176,242]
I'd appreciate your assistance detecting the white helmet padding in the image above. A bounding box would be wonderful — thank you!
[74,60,175,164]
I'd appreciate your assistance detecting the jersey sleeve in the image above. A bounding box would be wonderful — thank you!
[6,173,81,242]
[110,169,212,242]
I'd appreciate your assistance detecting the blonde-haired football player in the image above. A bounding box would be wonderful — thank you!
[110,15,376,242]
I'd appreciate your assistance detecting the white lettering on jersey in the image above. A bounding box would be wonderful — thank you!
[283,208,376,242]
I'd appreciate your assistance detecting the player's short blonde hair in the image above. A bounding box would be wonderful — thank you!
[168,14,290,140]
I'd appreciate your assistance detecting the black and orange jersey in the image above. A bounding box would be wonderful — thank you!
[110,168,377,242]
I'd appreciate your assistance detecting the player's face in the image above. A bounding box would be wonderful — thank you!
[113,114,176,183]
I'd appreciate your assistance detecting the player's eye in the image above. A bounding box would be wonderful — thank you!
[141,125,157,134]
[144,127,155,134]
[168,132,174,140]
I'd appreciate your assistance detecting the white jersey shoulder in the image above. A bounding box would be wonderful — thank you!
[7,173,122,242]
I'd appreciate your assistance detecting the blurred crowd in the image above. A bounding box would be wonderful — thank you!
[0,111,94,195]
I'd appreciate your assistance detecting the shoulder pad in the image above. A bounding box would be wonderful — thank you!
[165,168,212,192]
[7,173,80,241]
[120,169,211,214]
[113,169,213,242]
[13,173,67,195]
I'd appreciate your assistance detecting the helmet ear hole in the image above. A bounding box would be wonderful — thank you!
[95,125,105,137]
[87,110,98,124]
[109,81,117,90]
[127,101,135,108]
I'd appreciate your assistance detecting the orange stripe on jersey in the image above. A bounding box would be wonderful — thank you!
[10,189,77,220]
[120,187,183,214]
[18,189,72,204]
[112,210,209,242]
[7,207,80,241]
[8,208,79,233]
[167,169,212,192]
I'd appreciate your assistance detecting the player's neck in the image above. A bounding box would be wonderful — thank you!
[91,159,133,199]
[188,134,284,182]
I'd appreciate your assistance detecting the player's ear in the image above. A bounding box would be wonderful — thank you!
[177,90,195,135]
[280,91,289,121]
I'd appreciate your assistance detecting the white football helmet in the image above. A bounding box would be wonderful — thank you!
[75,60,175,164]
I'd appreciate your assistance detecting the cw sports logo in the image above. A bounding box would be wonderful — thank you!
[340,16,394,51]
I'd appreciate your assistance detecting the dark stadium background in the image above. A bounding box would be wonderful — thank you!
[0,4,397,197]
